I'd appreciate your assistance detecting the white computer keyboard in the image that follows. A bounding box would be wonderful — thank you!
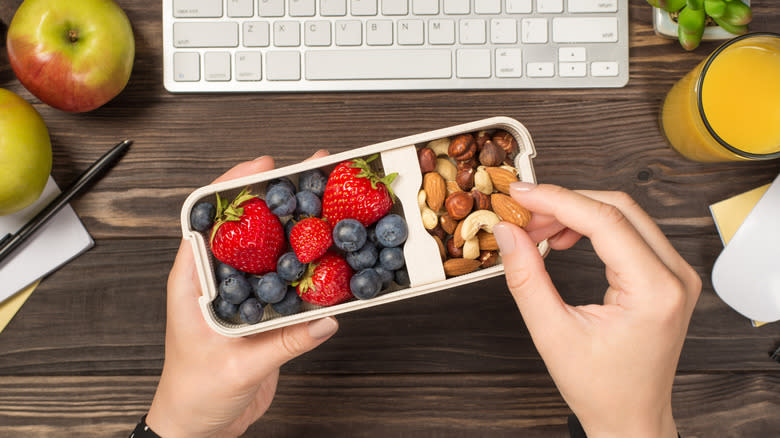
[162,0,629,92]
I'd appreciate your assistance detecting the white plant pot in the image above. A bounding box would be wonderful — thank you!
[653,0,751,41]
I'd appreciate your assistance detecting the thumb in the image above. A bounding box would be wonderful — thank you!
[493,222,571,341]
[242,317,338,379]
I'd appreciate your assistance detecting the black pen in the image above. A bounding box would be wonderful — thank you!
[0,140,132,265]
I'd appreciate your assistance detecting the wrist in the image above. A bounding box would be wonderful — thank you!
[580,405,677,438]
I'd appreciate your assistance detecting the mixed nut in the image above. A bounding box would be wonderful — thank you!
[416,130,532,277]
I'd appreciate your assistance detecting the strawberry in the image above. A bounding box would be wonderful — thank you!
[322,155,398,227]
[296,251,353,306]
[210,188,285,275]
[289,217,332,263]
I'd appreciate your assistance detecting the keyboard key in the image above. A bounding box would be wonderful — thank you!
[527,62,554,77]
[443,0,469,14]
[235,51,262,80]
[306,49,451,79]
[413,0,439,15]
[591,61,619,76]
[460,19,486,44]
[267,51,301,80]
[352,0,378,15]
[559,62,586,77]
[398,20,424,45]
[552,17,618,43]
[537,0,562,13]
[274,21,301,46]
[243,22,270,47]
[367,20,393,45]
[321,0,347,15]
[204,52,231,81]
[521,18,547,44]
[568,0,617,13]
[495,48,522,77]
[305,21,332,46]
[174,22,239,47]
[382,0,408,15]
[506,0,531,13]
[457,49,491,78]
[258,0,285,16]
[227,0,253,17]
[173,0,222,18]
[475,0,501,14]
[429,19,455,44]
[491,19,517,44]
[335,20,363,45]
[558,47,585,62]
[290,0,316,16]
[173,52,200,81]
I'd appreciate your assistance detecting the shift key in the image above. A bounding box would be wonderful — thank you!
[174,22,239,47]
[552,17,618,43]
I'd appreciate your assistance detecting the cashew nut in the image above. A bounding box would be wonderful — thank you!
[427,137,451,156]
[436,158,457,182]
[460,210,501,241]
[463,237,480,260]
[474,166,493,195]
[417,189,427,211]
[421,207,439,230]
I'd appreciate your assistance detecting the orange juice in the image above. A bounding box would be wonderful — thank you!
[661,33,780,162]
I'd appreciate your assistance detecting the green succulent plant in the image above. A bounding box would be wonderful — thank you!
[648,0,753,50]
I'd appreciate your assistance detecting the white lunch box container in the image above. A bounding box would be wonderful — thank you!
[181,116,549,337]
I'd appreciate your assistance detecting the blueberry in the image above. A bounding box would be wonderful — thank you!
[277,251,306,282]
[266,185,297,217]
[350,268,382,300]
[190,202,215,232]
[298,169,327,197]
[254,272,287,303]
[267,177,296,194]
[367,225,381,247]
[246,277,264,303]
[295,190,322,218]
[332,219,367,252]
[215,262,243,283]
[375,214,408,247]
[378,247,405,271]
[394,268,410,286]
[373,265,394,290]
[239,298,265,324]
[284,219,296,241]
[219,274,252,304]
[213,296,239,320]
[346,241,378,271]
[271,286,303,316]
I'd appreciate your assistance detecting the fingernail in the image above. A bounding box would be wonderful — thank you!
[308,317,338,339]
[510,182,537,193]
[253,155,269,162]
[493,223,516,256]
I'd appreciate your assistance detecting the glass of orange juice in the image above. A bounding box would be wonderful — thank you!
[660,32,780,162]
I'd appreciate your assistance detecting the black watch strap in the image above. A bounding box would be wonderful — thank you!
[130,414,162,438]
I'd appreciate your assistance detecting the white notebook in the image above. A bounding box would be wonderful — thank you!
[0,177,94,304]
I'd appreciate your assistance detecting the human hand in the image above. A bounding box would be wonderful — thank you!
[493,183,701,438]
[146,152,338,438]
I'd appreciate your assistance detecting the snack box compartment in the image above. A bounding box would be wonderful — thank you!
[181,116,549,337]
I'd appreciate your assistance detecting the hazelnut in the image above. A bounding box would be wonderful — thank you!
[445,191,474,221]
[479,250,499,268]
[475,130,491,151]
[448,133,477,161]
[427,223,447,241]
[446,237,463,258]
[456,167,475,191]
[478,140,506,167]
[457,157,478,170]
[440,213,458,235]
[417,147,436,174]
[492,131,518,158]
[470,189,491,211]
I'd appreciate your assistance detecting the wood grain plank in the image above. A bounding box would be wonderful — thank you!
[0,373,777,437]
[0,239,778,376]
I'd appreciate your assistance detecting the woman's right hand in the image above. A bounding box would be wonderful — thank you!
[493,183,701,438]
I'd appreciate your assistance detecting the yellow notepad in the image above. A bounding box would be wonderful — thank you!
[0,281,39,334]
[709,184,772,327]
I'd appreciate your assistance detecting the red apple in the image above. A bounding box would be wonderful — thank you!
[6,0,135,113]
[0,88,52,216]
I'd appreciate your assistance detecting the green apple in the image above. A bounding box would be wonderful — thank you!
[0,88,53,216]
[6,0,135,113]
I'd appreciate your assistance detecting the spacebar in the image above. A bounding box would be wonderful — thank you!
[306,50,452,80]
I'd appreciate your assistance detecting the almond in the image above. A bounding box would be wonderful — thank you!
[491,193,531,228]
[433,235,446,261]
[423,172,446,212]
[477,230,499,250]
[485,166,518,194]
[452,219,465,248]
[443,258,482,277]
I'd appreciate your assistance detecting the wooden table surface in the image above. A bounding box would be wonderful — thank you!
[1,1,779,436]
